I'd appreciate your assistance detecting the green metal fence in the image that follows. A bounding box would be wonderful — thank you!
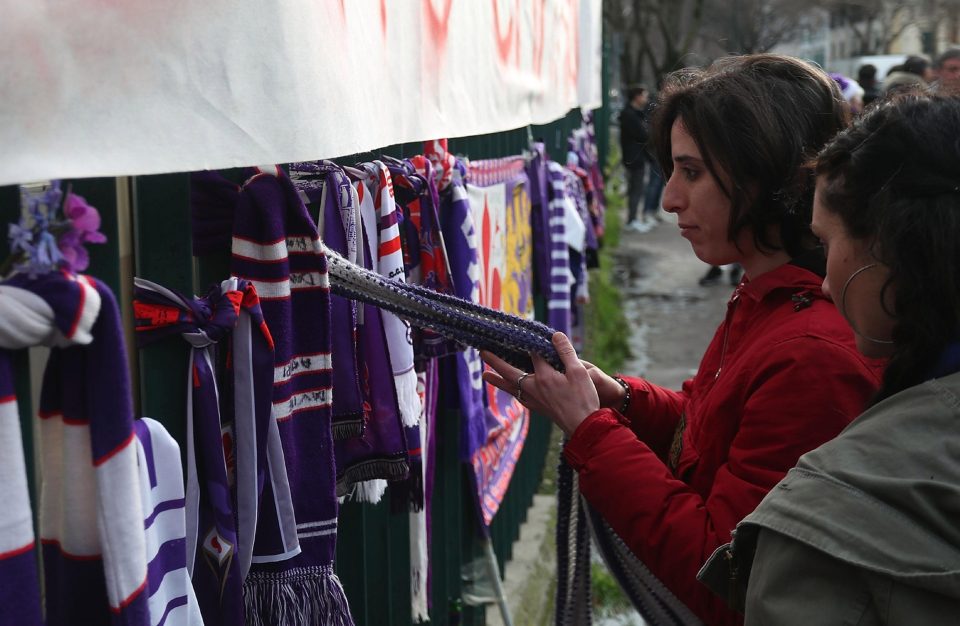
[1,98,610,626]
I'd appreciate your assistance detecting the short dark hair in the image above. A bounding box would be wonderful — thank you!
[935,48,960,69]
[625,84,649,102]
[857,63,877,84]
[815,95,960,401]
[651,54,848,258]
[903,55,930,76]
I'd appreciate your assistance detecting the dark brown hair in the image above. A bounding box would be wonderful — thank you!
[816,94,960,401]
[652,54,848,258]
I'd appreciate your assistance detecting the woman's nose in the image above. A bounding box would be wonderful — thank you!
[661,171,681,213]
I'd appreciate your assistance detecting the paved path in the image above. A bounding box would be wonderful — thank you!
[615,214,733,389]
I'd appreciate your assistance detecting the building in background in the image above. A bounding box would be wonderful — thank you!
[773,1,960,80]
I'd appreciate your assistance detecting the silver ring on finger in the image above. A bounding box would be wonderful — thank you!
[516,372,533,402]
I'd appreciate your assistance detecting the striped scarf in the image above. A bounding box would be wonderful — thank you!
[228,166,353,626]
[288,162,365,441]
[323,244,562,373]
[386,156,459,358]
[545,161,573,336]
[289,161,410,501]
[0,271,149,626]
[436,159,487,462]
[134,276,297,624]
[133,417,204,625]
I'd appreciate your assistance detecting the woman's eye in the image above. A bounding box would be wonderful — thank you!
[683,168,698,181]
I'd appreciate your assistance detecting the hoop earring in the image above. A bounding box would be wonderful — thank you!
[839,263,894,345]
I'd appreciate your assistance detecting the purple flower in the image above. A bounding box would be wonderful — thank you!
[32,231,64,273]
[63,192,107,243]
[8,220,34,256]
[57,230,89,272]
[58,191,107,271]
[5,182,108,276]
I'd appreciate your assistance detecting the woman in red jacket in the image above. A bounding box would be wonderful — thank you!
[482,54,884,625]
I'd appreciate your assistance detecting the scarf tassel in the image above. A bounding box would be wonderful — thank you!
[336,458,410,497]
[332,417,364,441]
[395,368,422,428]
[244,565,354,626]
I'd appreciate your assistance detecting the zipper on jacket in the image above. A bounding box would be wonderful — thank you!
[714,286,742,380]
[725,546,739,604]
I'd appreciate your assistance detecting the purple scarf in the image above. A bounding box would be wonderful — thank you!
[134,275,296,624]
[544,160,573,335]
[526,142,552,299]
[0,353,42,626]
[288,162,366,440]
[437,160,487,462]
[289,161,410,498]
[227,166,353,626]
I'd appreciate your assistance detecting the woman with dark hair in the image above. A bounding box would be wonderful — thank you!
[482,54,883,624]
[701,94,960,624]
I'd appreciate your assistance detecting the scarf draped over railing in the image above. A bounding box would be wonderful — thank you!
[0,271,149,626]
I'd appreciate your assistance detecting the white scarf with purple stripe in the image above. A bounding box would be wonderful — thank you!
[134,417,204,625]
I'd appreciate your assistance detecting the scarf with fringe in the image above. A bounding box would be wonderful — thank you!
[227,166,354,626]
[289,161,409,501]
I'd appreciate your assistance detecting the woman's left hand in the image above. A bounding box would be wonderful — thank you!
[480,332,600,436]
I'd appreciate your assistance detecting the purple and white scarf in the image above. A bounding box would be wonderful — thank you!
[133,417,204,625]
[290,161,409,500]
[0,271,149,626]
[228,166,353,626]
[334,178,408,497]
[358,161,420,431]
[134,275,297,624]
[437,160,486,463]
[544,160,573,336]
[288,161,365,441]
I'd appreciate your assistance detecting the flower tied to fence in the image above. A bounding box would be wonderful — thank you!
[2,180,106,277]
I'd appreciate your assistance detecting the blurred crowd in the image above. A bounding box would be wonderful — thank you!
[833,48,960,115]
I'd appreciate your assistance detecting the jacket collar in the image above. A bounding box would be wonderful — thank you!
[737,249,826,303]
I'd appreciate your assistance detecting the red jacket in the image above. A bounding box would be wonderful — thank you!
[563,262,883,625]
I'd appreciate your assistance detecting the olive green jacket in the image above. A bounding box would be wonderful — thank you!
[699,372,960,625]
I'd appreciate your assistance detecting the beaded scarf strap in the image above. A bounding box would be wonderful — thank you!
[322,244,563,373]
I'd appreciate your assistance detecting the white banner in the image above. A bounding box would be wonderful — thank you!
[0,0,602,186]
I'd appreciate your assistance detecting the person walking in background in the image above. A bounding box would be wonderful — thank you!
[701,93,960,625]
[619,84,650,231]
[933,48,960,95]
[481,54,882,625]
[638,95,665,230]
[858,63,881,107]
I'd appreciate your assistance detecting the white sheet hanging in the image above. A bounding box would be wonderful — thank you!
[0,1,602,186]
